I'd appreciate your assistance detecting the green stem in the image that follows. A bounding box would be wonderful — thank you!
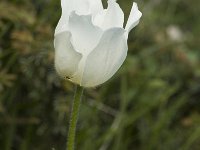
[66,85,84,150]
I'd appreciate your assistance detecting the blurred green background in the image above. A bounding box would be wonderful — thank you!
[0,0,200,150]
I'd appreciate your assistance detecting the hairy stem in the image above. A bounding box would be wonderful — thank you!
[66,85,84,150]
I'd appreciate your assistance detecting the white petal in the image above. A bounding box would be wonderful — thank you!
[54,31,82,79]
[55,0,96,35]
[68,12,103,55]
[59,0,102,16]
[60,0,90,15]
[80,28,128,87]
[93,0,124,30]
[55,0,71,35]
[92,10,107,28]
[73,0,90,15]
[73,0,103,15]
[88,0,103,15]
[125,2,142,33]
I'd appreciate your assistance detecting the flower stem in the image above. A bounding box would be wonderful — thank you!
[66,85,84,150]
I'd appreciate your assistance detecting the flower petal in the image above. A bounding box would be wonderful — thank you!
[88,0,103,15]
[68,12,103,55]
[55,0,101,35]
[55,0,71,35]
[125,2,142,33]
[80,28,128,87]
[93,0,124,30]
[54,31,82,79]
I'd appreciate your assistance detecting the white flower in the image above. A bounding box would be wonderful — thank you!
[54,0,142,87]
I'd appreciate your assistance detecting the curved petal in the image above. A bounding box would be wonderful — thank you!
[125,2,142,33]
[88,0,103,15]
[73,0,90,15]
[68,12,103,55]
[92,10,107,28]
[55,0,98,35]
[80,28,128,87]
[73,0,103,15]
[93,0,124,30]
[54,31,82,79]
[55,0,71,35]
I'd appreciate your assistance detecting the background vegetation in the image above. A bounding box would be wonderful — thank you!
[0,0,200,149]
